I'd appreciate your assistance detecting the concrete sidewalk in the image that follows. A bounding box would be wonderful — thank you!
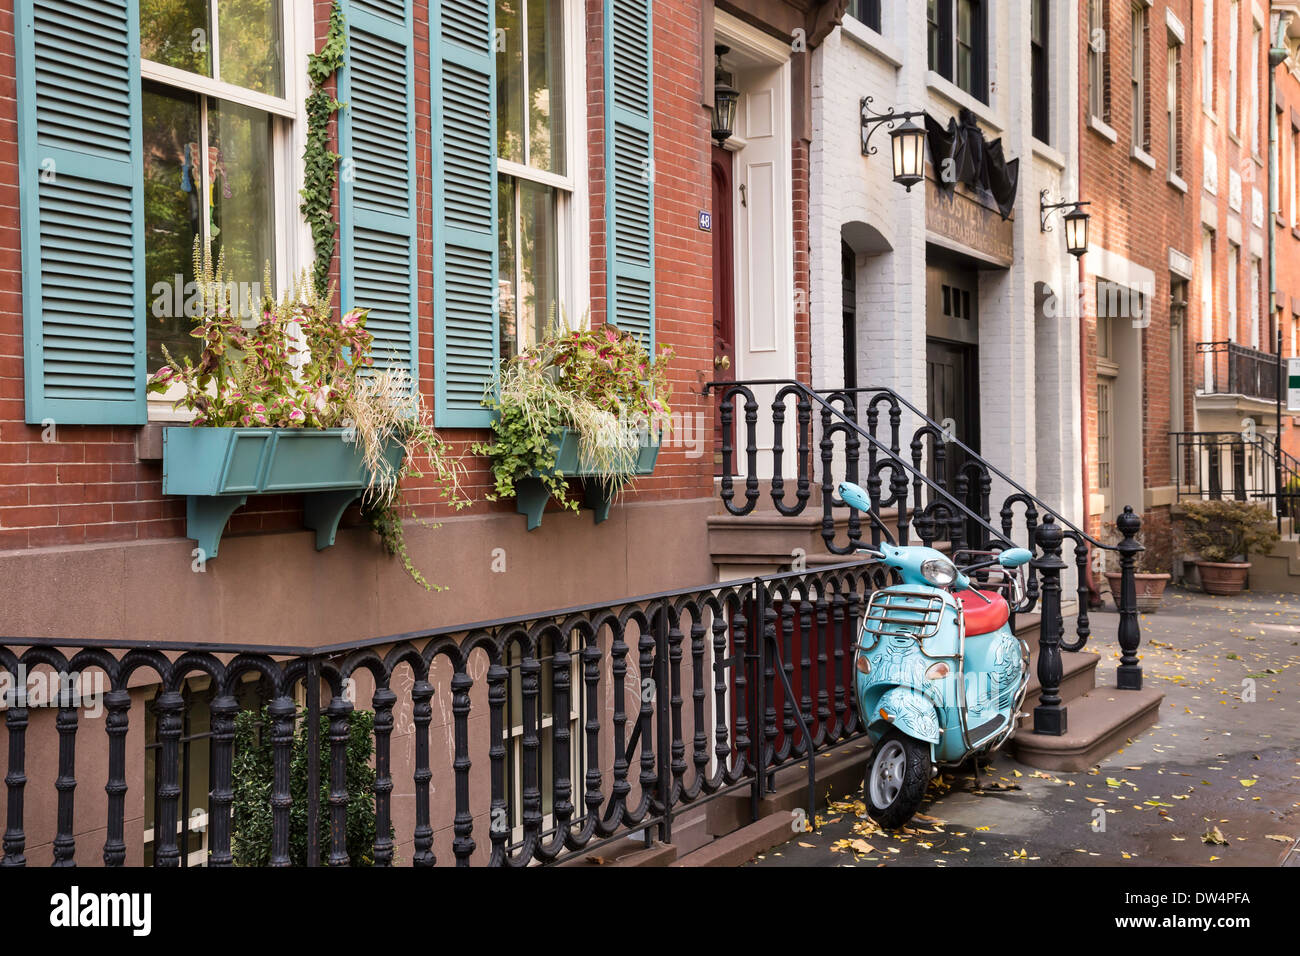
[746,587,1300,868]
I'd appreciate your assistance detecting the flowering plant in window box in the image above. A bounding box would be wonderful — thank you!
[149,243,466,588]
[475,320,673,530]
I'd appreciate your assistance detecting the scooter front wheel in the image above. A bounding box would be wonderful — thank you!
[865,729,932,829]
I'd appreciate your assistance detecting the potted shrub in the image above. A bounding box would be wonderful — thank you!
[1101,523,1173,612]
[475,320,674,530]
[1175,500,1281,596]
[149,243,466,588]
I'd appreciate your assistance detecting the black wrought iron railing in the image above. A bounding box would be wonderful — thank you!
[1173,430,1300,527]
[706,379,1147,738]
[0,562,893,867]
[1196,341,1282,403]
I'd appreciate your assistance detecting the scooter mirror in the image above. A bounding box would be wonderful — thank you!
[997,548,1033,569]
[838,481,872,512]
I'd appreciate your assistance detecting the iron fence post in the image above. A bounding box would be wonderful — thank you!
[656,601,673,846]
[1116,506,1144,690]
[750,580,766,822]
[306,655,320,868]
[1032,517,1067,736]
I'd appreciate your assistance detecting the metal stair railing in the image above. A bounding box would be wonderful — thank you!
[707,379,1148,738]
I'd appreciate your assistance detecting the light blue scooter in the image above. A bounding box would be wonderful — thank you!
[838,481,1034,828]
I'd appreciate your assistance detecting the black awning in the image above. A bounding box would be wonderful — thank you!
[925,108,1020,220]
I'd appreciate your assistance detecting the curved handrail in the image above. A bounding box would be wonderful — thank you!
[705,379,1016,549]
[824,385,1111,550]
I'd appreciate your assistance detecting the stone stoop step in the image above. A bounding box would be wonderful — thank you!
[1009,685,1165,773]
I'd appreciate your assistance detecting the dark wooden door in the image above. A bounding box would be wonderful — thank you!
[712,146,736,474]
[926,339,981,539]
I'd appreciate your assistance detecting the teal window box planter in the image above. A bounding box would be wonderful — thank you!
[516,427,661,531]
[162,427,403,559]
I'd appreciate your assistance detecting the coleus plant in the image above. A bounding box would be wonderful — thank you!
[475,320,674,511]
[149,241,468,590]
[147,245,369,428]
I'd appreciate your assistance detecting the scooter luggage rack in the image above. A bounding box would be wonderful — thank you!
[860,589,947,646]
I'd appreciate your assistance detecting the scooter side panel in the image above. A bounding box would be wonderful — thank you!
[864,686,941,748]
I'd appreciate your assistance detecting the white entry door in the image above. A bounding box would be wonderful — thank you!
[731,60,794,474]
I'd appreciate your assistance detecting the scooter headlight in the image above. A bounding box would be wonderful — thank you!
[920,557,957,588]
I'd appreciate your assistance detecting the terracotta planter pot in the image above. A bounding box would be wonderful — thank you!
[1104,572,1172,612]
[1194,561,1251,596]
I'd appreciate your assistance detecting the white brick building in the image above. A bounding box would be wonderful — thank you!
[809,0,1085,526]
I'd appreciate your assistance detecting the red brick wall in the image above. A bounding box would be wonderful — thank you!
[1276,57,1300,464]
[0,1,716,556]
[1078,0,1198,550]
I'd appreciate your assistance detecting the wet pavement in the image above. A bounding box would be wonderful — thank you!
[747,587,1300,868]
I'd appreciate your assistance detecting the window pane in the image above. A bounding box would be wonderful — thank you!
[498,177,519,363]
[526,0,565,174]
[927,0,940,72]
[143,82,203,370]
[208,98,275,312]
[519,180,559,350]
[496,0,526,163]
[956,0,974,93]
[216,0,284,96]
[140,0,212,77]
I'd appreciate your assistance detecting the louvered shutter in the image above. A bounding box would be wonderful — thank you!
[15,0,146,425]
[604,0,655,350]
[339,0,419,386]
[431,0,498,428]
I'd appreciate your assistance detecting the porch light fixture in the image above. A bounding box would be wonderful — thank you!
[860,97,927,191]
[712,45,739,147]
[1039,189,1092,258]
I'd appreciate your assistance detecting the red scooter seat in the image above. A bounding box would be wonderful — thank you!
[956,590,1010,636]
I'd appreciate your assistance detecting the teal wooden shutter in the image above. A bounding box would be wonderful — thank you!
[14,0,146,425]
[604,0,655,350]
[432,0,498,428]
[339,0,419,386]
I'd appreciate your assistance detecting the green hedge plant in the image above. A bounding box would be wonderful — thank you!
[231,706,387,867]
[1176,500,1280,564]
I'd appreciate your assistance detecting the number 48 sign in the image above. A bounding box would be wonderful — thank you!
[1289,357,1300,413]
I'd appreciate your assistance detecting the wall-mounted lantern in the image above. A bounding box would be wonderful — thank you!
[712,46,739,147]
[1040,189,1092,258]
[860,97,927,191]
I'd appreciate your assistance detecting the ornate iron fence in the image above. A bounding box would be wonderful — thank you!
[707,379,1147,738]
[1196,341,1282,402]
[0,562,892,867]
[1172,430,1300,527]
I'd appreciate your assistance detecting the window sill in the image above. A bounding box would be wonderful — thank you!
[1228,130,1243,149]
[925,71,1001,133]
[841,16,903,68]
[1292,227,1300,242]
[1130,146,1157,170]
[1031,138,1066,169]
[1168,172,1189,193]
[1087,115,1118,143]
[1203,107,1218,125]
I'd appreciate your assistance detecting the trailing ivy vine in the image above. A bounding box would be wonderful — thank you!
[301,1,347,296]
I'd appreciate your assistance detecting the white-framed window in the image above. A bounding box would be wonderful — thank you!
[143,672,270,867]
[1227,241,1240,342]
[1202,0,1214,112]
[1167,35,1181,174]
[139,1,310,374]
[495,0,589,362]
[1131,2,1147,150]
[1249,257,1262,349]
[502,634,584,846]
[1293,123,1300,228]
[1088,0,1108,122]
[1228,1,1239,131]
[1250,22,1262,153]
